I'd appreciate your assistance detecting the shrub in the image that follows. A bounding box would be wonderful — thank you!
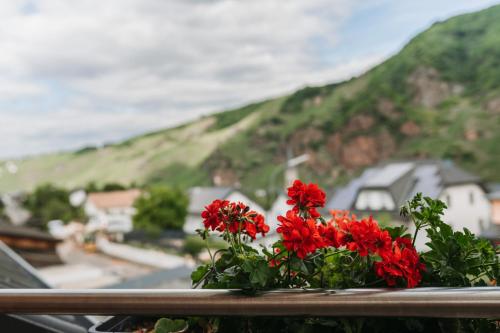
[24,184,83,226]
[133,186,188,234]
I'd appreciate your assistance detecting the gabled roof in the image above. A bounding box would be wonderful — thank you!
[326,160,482,212]
[188,187,233,214]
[439,161,480,186]
[87,189,141,210]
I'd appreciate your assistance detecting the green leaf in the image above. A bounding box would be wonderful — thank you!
[154,318,188,333]
[191,265,209,284]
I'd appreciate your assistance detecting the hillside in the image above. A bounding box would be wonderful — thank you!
[2,5,500,202]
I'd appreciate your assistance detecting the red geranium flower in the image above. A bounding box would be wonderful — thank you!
[287,180,326,218]
[330,212,391,257]
[277,211,324,259]
[318,222,340,248]
[201,199,229,232]
[374,237,425,288]
[201,200,269,240]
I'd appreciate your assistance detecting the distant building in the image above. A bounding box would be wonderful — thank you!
[84,189,141,238]
[184,187,265,234]
[0,223,62,267]
[482,190,500,246]
[326,160,491,249]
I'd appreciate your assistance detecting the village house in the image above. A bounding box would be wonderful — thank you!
[482,188,500,246]
[84,189,141,240]
[184,187,265,235]
[326,160,492,250]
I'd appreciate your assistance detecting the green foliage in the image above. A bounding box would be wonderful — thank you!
[24,184,83,226]
[74,145,97,155]
[193,245,279,291]
[401,193,499,287]
[154,318,187,333]
[0,199,5,220]
[280,85,337,114]
[145,163,211,189]
[101,182,128,191]
[84,182,129,192]
[133,186,188,234]
[211,101,264,130]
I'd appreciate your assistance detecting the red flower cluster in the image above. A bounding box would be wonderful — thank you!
[334,213,392,257]
[331,210,423,287]
[374,237,425,288]
[277,211,324,259]
[201,200,269,240]
[276,180,425,288]
[287,180,326,218]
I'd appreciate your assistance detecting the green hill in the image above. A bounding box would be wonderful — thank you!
[2,5,500,202]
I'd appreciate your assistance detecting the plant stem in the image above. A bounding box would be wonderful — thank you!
[205,237,213,263]
[287,252,292,287]
[412,225,420,247]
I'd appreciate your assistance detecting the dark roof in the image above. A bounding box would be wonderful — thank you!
[0,241,93,332]
[326,160,482,212]
[439,161,480,186]
[0,224,59,242]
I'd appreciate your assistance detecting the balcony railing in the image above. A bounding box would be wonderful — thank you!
[0,287,499,318]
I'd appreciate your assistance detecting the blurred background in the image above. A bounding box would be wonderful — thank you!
[0,0,499,301]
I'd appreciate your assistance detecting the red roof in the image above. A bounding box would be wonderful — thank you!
[87,189,141,209]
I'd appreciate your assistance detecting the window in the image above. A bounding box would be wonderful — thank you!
[469,192,474,205]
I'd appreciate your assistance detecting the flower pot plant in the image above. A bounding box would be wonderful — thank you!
[92,180,499,333]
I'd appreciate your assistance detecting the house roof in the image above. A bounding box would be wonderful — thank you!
[363,162,414,188]
[87,189,141,209]
[439,161,480,186]
[0,223,59,243]
[0,241,92,332]
[188,187,233,214]
[326,160,482,212]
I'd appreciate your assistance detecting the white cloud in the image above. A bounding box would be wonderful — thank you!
[0,0,366,158]
[2,0,496,158]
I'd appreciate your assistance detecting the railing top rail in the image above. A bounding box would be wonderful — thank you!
[0,287,499,318]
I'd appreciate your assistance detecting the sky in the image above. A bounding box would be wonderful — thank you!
[1,0,499,159]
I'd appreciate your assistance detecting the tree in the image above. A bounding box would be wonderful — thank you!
[24,184,83,227]
[133,186,188,234]
[84,181,128,193]
[0,199,5,221]
[101,182,127,192]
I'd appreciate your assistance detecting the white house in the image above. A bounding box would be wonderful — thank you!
[184,187,265,235]
[84,189,141,239]
[326,160,491,250]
